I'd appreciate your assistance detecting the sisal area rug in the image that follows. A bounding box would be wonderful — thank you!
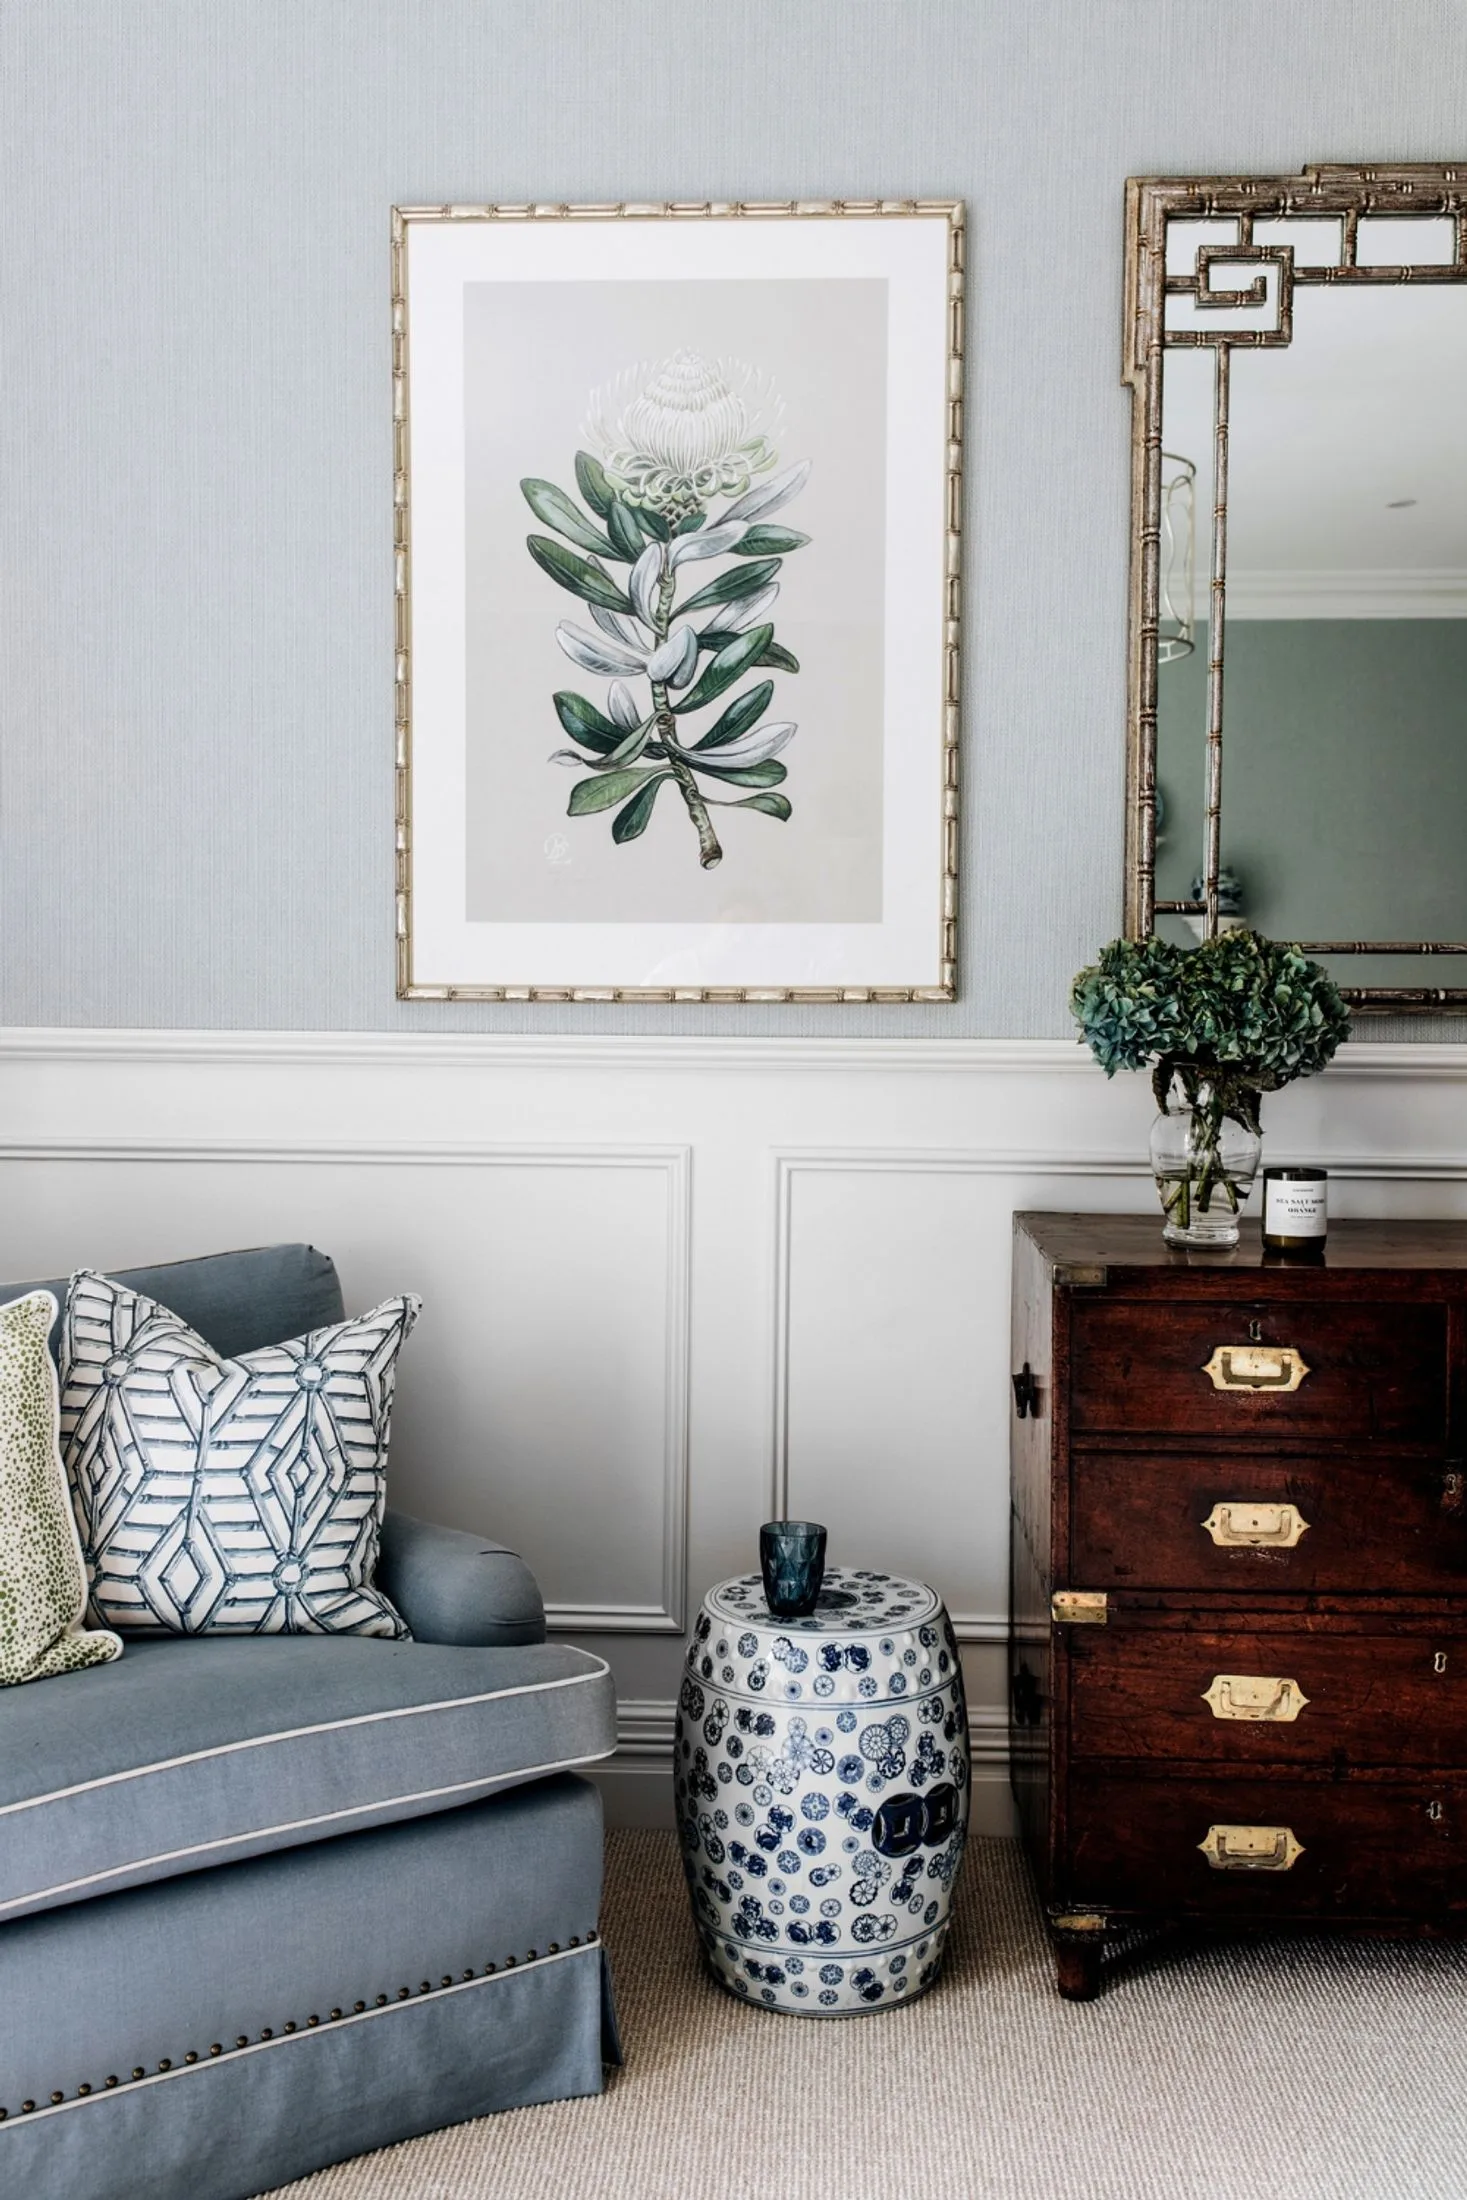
[264,1830,1467,2200]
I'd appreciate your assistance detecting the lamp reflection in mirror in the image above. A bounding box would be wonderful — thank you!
[1158,452,1197,663]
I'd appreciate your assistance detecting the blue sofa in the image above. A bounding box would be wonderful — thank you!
[0,1245,619,2200]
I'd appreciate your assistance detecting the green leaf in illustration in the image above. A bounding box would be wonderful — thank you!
[527,535,634,613]
[732,526,810,556]
[673,625,775,714]
[574,451,614,518]
[634,504,671,541]
[567,765,664,816]
[612,773,673,842]
[695,625,801,677]
[605,500,646,561]
[731,792,792,820]
[689,681,775,751]
[554,690,621,754]
[675,510,707,535]
[677,557,783,616]
[520,479,614,557]
[690,757,788,788]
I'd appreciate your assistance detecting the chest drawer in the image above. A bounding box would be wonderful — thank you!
[1070,1449,1467,1592]
[1069,1297,1447,1444]
[1068,1623,1467,1767]
[1065,1770,1467,1920]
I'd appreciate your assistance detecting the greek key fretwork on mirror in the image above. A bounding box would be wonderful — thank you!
[1124,165,1467,1010]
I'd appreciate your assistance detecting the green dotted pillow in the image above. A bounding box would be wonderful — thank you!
[0,1292,121,1686]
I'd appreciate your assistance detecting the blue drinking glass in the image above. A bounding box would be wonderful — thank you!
[759,1520,827,1618]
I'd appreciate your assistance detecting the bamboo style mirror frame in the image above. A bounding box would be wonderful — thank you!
[1123,163,1467,1010]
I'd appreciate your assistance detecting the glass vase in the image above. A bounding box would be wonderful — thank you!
[1149,1079,1262,1249]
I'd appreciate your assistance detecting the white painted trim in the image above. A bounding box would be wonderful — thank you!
[0,1139,692,1635]
[770,1150,1033,1634]
[5,1137,1467,1182]
[1227,567,1467,620]
[2,1027,1464,1076]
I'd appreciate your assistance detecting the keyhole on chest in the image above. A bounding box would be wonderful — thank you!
[1427,1800,1445,1823]
[1248,1318,1263,1343]
[1435,1651,1449,1675]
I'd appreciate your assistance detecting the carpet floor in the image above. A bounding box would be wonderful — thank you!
[264,1831,1467,2200]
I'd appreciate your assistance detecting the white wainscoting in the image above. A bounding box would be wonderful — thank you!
[3,1028,1465,1833]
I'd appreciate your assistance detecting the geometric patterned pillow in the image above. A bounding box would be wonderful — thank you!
[0,1290,123,1685]
[58,1272,419,1639]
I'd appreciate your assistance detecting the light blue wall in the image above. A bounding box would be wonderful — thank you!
[3,0,1465,1035]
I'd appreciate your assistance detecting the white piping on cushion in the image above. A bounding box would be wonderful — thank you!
[0,1655,612,1817]
[0,1939,601,2128]
[0,1743,616,1917]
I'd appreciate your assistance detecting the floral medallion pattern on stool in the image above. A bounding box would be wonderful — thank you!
[674,1568,969,2016]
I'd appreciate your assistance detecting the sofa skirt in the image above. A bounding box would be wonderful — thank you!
[0,1773,618,2200]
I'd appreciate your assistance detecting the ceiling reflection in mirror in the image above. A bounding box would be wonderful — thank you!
[1126,170,1467,1007]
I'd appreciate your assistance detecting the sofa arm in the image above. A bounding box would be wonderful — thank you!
[378,1510,547,1646]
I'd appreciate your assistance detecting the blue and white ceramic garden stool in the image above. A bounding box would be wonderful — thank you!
[674,1568,969,2015]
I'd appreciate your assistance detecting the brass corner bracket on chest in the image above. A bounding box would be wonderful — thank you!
[1051,1590,1108,1626]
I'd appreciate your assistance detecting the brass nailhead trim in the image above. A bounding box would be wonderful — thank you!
[2,1936,595,2118]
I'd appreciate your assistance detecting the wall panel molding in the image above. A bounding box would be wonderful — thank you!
[3,1027,1462,1822]
[0,1133,691,1638]
[4,1026,1467,1076]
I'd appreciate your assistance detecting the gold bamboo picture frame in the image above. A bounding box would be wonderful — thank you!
[393,199,963,1003]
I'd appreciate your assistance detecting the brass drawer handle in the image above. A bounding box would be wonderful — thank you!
[1198,1823,1304,1872]
[1203,1673,1309,1723]
[1202,1501,1310,1549]
[1204,1344,1310,1393]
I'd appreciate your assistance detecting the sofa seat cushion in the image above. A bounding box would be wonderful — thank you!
[0,1633,614,1923]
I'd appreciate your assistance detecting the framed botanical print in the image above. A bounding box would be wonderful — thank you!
[393,199,962,1002]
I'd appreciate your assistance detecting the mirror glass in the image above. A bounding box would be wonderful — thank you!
[1149,206,1467,997]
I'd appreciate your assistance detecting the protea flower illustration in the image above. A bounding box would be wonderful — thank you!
[521,351,811,869]
[585,349,783,522]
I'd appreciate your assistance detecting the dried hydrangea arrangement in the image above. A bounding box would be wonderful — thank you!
[521,349,809,871]
[1071,931,1351,1242]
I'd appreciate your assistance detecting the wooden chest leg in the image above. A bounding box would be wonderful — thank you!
[1053,1931,1104,2001]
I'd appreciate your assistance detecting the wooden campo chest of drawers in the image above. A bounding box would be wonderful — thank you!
[1009,1211,1467,2000]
